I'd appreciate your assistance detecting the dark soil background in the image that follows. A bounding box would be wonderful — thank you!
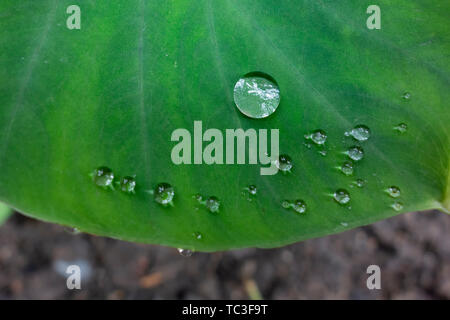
[0,210,449,299]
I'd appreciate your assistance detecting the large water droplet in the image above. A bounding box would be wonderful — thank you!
[346,146,364,161]
[333,189,350,205]
[92,167,114,188]
[153,183,175,206]
[233,72,280,119]
[275,154,293,173]
[119,176,136,194]
[346,125,371,141]
[305,129,327,145]
[394,123,408,133]
[177,248,193,257]
[386,186,401,198]
[340,161,354,176]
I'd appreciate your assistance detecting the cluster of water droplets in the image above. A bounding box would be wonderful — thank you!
[86,80,413,255]
[275,154,293,173]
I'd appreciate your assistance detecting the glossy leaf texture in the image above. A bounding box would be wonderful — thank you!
[0,1,449,251]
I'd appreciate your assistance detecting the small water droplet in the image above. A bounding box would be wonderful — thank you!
[275,154,293,173]
[233,72,280,119]
[346,125,371,141]
[340,222,348,227]
[394,123,408,133]
[92,167,114,189]
[177,248,193,257]
[402,92,411,101]
[355,179,366,188]
[119,176,136,194]
[293,200,307,214]
[153,183,175,205]
[386,186,401,198]
[319,150,327,156]
[193,232,203,240]
[391,201,403,211]
[346,146,364,161]
[205,196,220,213]
[281,200,291,209]
[281,200,307,214]
[246,185,257,195]
[305,129,327,145]
[333,189,350,205]
[340,161,354,176]
[303,142,312,149]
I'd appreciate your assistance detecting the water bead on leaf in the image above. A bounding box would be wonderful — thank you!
[333,189,350,205]
[347,125,371,141]
[276,154,293,173]
[92,166,114,189]
[205,196,221,213]
[233,72,280,119]
[153,183,175,206]
[119,176,136,194]
[346,146,364,161]
[305,129,327,145]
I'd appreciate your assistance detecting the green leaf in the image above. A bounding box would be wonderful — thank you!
[0,1,448,251]
[0,203,12,226]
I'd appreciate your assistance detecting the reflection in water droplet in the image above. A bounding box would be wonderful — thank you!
[386,186,401,198]
[341,161,354,176]
[177,248,193,257]
[346,146,364,161]
[233,72,280,119]
[305,129,327,145]
[346,125,371,141]
[153,183,175,206]
[394,123,408,133]
[275,155,293,173]
[92,167,114,189]
[402,92,411,101]
[119,176,136,194]
[391,201,403,211]
[333,189,350,205]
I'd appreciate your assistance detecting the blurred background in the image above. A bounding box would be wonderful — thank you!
[0,209,449,299]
